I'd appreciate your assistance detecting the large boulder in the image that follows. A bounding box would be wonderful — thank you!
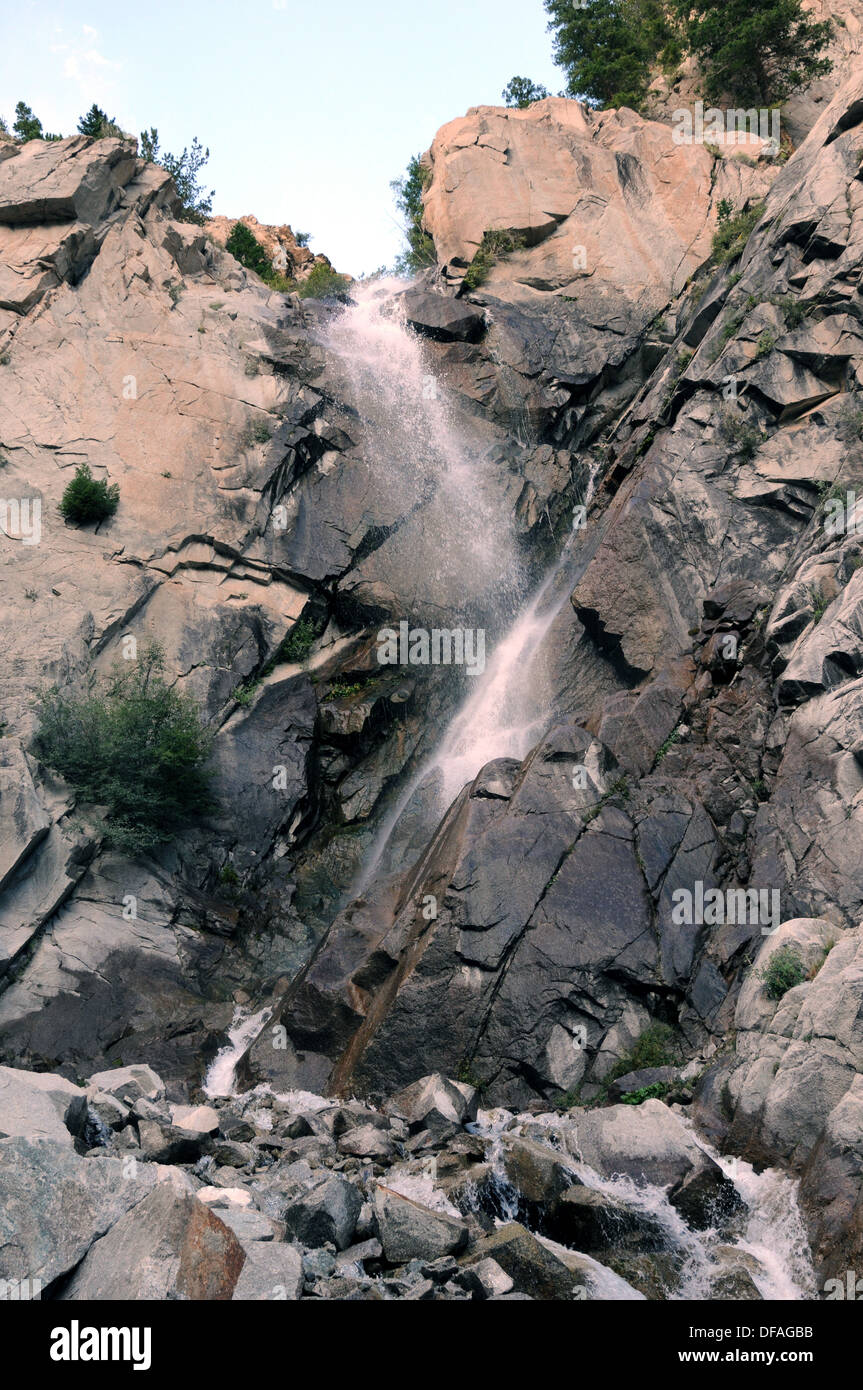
[373,1185,468,1263]
[61,1183,246,1300]
[283,1175,362,1251]
[0,1137,160,1286]
[0,1066,85,1147]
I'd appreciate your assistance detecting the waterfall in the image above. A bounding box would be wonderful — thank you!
[314,278,520,623]
[355,457,601,891]
[203,1005,272,1099]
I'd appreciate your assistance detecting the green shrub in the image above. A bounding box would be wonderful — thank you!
[241,420,273,448]
[622,1082,672,1105]
[278,617,317,664]
[809,585,828,623]
[605,1022,680,1086]
[719,410,763,461]
[59,463,119,525]
[711,202,765,265]
[755,329,776,359]
[36,642,214,855]
[502,76,550,107]
[758,944,806,1000]
[226,221,273,280]
[463,229,526,291]
[774,295,807,330]
[294,263,352,300]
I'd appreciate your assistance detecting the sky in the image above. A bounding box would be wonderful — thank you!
[0,0,564,275]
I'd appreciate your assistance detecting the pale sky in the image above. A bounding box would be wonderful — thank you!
[0,0,564,274]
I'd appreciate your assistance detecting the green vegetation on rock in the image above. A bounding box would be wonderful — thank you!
[36,642,214,856]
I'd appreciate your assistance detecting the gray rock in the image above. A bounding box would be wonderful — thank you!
[232,1242,303,1301]
[0,1066,85,1147]
[373,1185,468,1263]
[283,1174,362,1251]
[0,1136,159,1285]
[61,1182,246,1300]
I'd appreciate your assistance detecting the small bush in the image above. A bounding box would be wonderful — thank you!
[622,1082,672,1105]
[35,642,214,855]
[719,410,763,461]
[463,229,526,291]
[605,1022,680,1087]
[711,203,765,265]
[758,944,806,1000]
[279,617,317,664]
[294,263,352,300]
[59,463,119,525]
[241,421,273,448]
[774,295,807,330]
[755,329,776,359]
[226,221,272,280]
[809,585,828,623]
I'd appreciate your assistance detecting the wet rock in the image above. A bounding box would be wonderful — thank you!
[462,1221,589,1300]
[499,1134,576,1207]
[546,1186,665,1253]
[400,290,485,342]
[563,1100,724,1189]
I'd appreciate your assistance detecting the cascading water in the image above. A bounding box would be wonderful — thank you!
[313,278,521,624]
[467,1109,817,1301]
[356,450,601,890]
[217,282,819,1301]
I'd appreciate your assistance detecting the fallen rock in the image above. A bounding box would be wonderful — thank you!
[462,1221,589,1300]
[373,1184,469,1263]
[232,1242,304,1301]
[0,1066,85,1147]
[385,1074,477,1135]
[283,1174,362,1251]
[0,1137,159,1286]
[61,1183,246,1300]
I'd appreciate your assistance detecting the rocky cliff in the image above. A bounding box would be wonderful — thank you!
[2,67,863,1299]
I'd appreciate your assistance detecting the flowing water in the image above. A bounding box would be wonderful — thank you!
[468,1109,817,1301]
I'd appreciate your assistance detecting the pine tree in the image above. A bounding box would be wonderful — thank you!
[77,104,120,138]
[544,0,680,110]
[13,101,43,142]
[502,76,551,108]
[139,128,215,224]
[677,0,832,104]
[225,221,272,279]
